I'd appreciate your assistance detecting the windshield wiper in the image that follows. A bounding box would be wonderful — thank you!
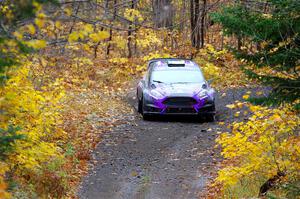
[172,82,191,84]
[153,80,164,83]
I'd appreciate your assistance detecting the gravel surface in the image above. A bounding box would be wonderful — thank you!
[78,87,264,199]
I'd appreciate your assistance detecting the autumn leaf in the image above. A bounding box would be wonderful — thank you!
[35,18,44,28]
[89,31,110,43]
[64,8,72,16]
[26,39,47,49]
[13,31,23,40]
[84,24,93,34]
[242,94,249,100]
[226,104,235,109]
[26,24,36,35]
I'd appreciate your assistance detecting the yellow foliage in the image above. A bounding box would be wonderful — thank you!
[124,8,143,22]
[74,57,94,68]
[13,31,23,40]
[0,4,13,20]
[26,24,36,35]
[68,32,80,43]
[32,1,42,11]
[84,24,93,34]
[226,104,236,109]
[26,39,47,49]
[242,94,250,100]
[194,44,252,89]
[64,8,72,16]
[37,12,46,19]
[201,62,220,80]
[68,27,109,43]
[142,52,172,61]
[109,57,129,64]
[1,63,65,173]
[137,29,162,49]
[55,21,61,29]
[215,103,300,191]
[89,31,110,43]
[205,44,227,59]
[35,18,45,29]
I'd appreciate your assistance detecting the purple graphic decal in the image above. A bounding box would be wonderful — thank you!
[192,93,207,112]
[152,96,167,114]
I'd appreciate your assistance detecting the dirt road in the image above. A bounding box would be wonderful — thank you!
[78,87,258,199]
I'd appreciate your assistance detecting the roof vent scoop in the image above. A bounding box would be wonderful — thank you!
[167,60,185,67]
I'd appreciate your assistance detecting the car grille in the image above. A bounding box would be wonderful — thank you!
[165,107,196,114]
[163,97,197,106]
[146,106,161,112]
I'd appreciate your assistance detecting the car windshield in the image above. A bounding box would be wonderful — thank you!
[151,70,204,84]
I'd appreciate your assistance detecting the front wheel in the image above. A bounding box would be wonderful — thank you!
[138,98,143,113]
[140,97,152,121]
[206,114,215,122]
[142,113,152,121]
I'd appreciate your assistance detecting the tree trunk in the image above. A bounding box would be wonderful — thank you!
[190,0,195,46]
[179,0,186,31]
[237,35,242,51]
[190,0,201,49]
[200,0,207,48]
[259,171,285,197]
[127,0,136,58]
[106,0,117,57]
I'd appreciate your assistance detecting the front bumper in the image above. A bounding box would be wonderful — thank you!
[143,98,216,115]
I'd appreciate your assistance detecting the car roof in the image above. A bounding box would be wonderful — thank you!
[148,58,192,65]
[148,58,200,71]
[148,58,191,62]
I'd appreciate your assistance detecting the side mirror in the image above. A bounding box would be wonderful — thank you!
[207,78,215,85]
[140,79,146,87]
[141,75,147,86]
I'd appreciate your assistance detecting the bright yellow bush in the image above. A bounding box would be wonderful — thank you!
[201,62,220,80]
[216,103,300,195]
[195,44,250,89]
[0,62,65,173]
[142,51,172,62]
[137,29,162,49]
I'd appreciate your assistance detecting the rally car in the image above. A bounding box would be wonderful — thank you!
[136,58,216,121]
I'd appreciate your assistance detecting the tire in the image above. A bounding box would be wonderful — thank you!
[140,96,152,121]
[138,98,143,113]
[206,114,215,122]
[142,113,152,121]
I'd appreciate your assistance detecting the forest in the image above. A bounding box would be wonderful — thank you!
[0,0,299,198]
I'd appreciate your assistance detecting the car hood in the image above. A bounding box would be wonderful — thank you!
[153,82,204,97]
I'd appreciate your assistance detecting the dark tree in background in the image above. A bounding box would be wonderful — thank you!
[212,0,300,108]
[127,0,137,58]
[152,0,174,28]
[190,0,207,49]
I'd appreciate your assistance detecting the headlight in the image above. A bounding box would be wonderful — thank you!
[198,90,207,99]
[150,90,164,99]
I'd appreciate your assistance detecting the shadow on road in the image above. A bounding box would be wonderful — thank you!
[140,115,217,124]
